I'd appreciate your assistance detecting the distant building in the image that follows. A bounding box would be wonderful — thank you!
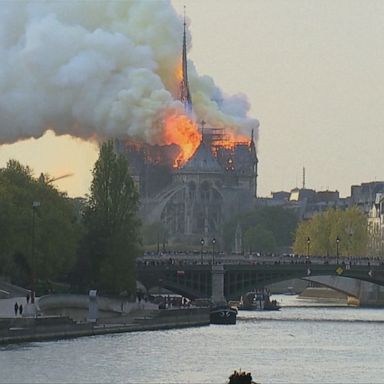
[115,17,258,245]
[271,191,290,201]
[142,132,257,242]
[350,181,384,214]
[258,187,347,220]
[315,190,339,203]
[368,193,384,256]
[289,188,316,202]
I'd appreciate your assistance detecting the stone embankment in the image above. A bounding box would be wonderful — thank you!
[0,307,210,345]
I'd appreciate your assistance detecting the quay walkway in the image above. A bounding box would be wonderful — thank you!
[0,297,210,345]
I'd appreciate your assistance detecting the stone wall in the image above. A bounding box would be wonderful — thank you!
[38,294,158,322]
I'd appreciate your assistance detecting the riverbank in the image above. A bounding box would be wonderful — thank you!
[0,307,210,345]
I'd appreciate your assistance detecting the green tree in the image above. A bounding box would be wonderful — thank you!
[223,206,298,253]
[243,225,276,253]
[0,160,80,288]
[293,207,368,257]
[142,221,168,250]
[78,140,141,295]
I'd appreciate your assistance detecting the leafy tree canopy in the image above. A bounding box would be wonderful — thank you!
[78,140,141,295]
[293,207,368,257]
[243,225,276,254]
[222,206,298,253]
[142,221,168,248]
[0,160,80,287]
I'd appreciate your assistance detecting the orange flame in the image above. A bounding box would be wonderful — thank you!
[164,114,201,167]
[176,60,183,82]
[208,130,250,157]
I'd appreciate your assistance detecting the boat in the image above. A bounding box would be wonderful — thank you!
[239,289,280,311]
[228,370,258,384]
[210,304,237,324]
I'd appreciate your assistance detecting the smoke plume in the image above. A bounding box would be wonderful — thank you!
[0,0,259,145]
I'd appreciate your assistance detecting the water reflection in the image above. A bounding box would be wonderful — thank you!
[1,296,383,384]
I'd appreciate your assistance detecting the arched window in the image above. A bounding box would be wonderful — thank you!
[200,181,210,201]
[188,182,196,200]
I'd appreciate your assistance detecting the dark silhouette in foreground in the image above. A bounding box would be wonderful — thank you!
[228,370,258,384]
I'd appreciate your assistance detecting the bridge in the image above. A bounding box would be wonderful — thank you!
[137,261,384,303]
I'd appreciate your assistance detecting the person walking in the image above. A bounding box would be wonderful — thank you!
[26,294,30,304]
[19,304,23,316]
[14,302,19,316]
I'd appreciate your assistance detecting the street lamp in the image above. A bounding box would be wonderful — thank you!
[307,237,311,258]
[200,238,205,264]
[336,236,340,265]
[31,201,40,304]
[212,238,216,265]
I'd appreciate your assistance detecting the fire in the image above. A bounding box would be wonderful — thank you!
[164,114,201,167]
[208,129,250,157]
[176,60,183,82]
[213,131,249,149]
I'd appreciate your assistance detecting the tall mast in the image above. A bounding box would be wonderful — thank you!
[180,6,192,114]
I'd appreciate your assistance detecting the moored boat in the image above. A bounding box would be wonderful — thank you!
[239,289,280,311]
[210,304,237,324]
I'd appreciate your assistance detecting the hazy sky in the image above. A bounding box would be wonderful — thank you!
[1,0,384,198]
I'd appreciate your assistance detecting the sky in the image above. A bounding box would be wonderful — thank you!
[1,0,384,198]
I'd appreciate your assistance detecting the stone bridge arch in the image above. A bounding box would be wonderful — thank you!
[303,275,384,306]
[136,263,384,302]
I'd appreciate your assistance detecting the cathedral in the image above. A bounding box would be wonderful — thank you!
[116,18,258,245]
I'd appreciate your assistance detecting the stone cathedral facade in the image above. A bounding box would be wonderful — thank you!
[116,18,258,245]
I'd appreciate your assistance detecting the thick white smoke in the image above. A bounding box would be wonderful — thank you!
[0,0,258,145]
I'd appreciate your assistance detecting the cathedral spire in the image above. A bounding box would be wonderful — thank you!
[201,120,206,141]
[249,128,258,198]
[180,6,192,114]
[250,129,256,153]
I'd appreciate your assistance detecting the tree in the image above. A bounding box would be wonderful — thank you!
[0,160,80,288]
[293,207,368,257]
[78,140,141,295]
[142,221,168,251]
[222,206,298,253]
[243,225,276,254]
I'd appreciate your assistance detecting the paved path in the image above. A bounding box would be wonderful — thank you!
[1,296,159,319]
[0,297,32,318]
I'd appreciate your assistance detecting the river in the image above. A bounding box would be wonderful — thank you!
[1,295,384,384]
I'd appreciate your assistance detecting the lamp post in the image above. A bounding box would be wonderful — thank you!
[200,238,205,264]
[31,201,40,304]
[336,236,340,265]
[307,237,311,258]
[212,238,216,265]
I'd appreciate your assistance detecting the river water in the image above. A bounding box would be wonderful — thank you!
[1,295,384,384]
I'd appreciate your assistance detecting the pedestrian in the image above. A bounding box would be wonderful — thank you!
[14,302,19,316]
[19,304,23,316]
[26,294,30,304]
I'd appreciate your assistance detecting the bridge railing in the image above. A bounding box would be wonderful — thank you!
[137,253,384,267]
